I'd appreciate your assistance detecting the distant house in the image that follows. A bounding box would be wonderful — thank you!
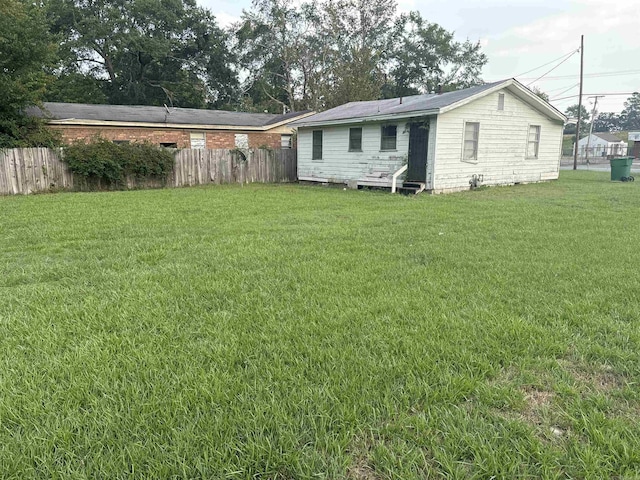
[27,103,314,150]
[291,79,566,194]
[576,132,627,158]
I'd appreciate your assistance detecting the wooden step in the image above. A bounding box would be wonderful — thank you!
[398,182,426,195]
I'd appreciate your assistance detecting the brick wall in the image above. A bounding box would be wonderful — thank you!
[52,125,286,150]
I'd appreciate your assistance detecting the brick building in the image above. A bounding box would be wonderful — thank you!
[28,103,314,149]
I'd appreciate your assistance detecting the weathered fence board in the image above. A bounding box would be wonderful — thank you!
[0,148,297,195]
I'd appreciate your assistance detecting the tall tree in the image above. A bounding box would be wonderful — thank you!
[620,92,640,131]
[0,0,60,147]
[46,0,237,108]
[592,112,622,133]
[235,0,307,112]
[234,0,487,112]
[317,0,396,108]
[563,104,590,136]
[384,12,487,98]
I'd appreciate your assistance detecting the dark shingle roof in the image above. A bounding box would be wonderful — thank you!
[593,132,624,143]
[292,81,504,124]
[27,102,311,127]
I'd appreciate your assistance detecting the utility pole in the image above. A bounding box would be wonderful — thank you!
[573,35,584,170]
[584,95,604,164]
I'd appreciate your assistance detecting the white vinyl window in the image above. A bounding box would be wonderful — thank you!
[527,125,541,158]
[190,132,206,149]
[463,122,480,162]
[498,93,505,111]
[281,134,292,149]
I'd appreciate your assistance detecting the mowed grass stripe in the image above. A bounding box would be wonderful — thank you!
[0,171,639,478]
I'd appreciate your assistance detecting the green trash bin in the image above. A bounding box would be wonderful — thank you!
[610,157,634,182]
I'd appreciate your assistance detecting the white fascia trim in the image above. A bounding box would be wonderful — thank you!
[47,111,317,131]
[440,78,567,123]
[438,79,566,123]
[293,109,440,128]
[48,119,268,131]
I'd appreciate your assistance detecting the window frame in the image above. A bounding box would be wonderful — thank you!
[380,124,397,151]
[189,132,206,150]
[462,121,480,163]
[281,134,293,149]
[527,125,541,158]
[312,130,323,160]
[498,93,505,111]
[348,127,363,152]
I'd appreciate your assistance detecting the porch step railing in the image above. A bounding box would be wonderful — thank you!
[391,164,408,193]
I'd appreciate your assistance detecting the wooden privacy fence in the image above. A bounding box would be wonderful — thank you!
[0,147,297,195]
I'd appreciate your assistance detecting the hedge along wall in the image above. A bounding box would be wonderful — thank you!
[0,146,298,195]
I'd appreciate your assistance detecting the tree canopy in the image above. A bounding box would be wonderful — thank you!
[0,0,60,147]
[45,0,237,108]
[234,0,488,112]
[2,0,491,146]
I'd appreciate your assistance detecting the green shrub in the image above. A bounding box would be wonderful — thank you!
[63,137,175,189]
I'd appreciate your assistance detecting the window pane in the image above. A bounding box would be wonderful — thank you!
[381,125,397,150]
[464,140,477,160]
[349,128,362,151]
[527,125,540,157]
[498,93,505,111]
[281,134,292,149]
[465,122,479,140]
[312,130,323,159]
[462,122,479,161]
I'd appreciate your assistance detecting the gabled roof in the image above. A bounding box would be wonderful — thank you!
[593,132,625,143]
[27,103,314,131]
[291,79,566,127]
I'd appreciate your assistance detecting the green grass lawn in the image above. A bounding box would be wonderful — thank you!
[1,171,639,478]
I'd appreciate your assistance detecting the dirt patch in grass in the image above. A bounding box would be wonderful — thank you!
[521,388,554,424]
[347,463,381,480]
[558,359,626,393]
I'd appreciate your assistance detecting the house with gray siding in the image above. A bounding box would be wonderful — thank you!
[291,79,566,194]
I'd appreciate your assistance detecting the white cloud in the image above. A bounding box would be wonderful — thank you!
[214,11,241,28]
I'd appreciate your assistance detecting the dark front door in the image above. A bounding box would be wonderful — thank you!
[406,121,429,182]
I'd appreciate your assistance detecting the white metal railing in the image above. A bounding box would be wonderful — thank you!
[391,164,408,193]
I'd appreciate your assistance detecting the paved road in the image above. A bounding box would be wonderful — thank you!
[560,164,640,173]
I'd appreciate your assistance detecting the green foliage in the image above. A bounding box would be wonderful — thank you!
[384,11,487,98]
[564,104,591,136]
[63,138,175,188]
[0,115,62,149]
[621,92,640,131]
[0,0,59,147]
[530,86,549,102]
[46,0,237,108]
[235,0,487,112]
[592,112,623,133]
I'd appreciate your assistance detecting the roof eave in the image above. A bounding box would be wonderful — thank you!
[439,79,567,123]
[292,109,440,128]
[47,118,301,131]
[266,111,317,129]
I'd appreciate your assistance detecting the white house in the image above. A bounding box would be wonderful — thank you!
[576,132,627,158]
[291,79,566,194]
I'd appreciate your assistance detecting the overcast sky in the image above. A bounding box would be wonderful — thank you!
[200,0,640,114]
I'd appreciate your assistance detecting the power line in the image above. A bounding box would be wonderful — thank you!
[545,82,581,94]
[513,49,580,78]
[549,83,580,100]
[552,92,637,101]
[526,50,579,87]
[520,69,640,81]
